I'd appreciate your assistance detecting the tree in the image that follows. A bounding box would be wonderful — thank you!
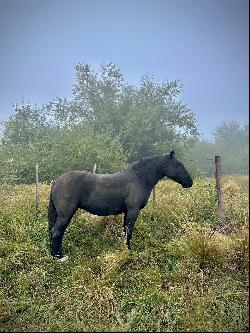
[1,104,51,146]
[0,62,201,183]
[213,122,249,174]
[0,124,127,183]
[71,63,199,161]
[214,121,249,148]
[187,121,249,176]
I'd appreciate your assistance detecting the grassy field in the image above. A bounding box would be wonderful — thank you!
[0,176,249,332]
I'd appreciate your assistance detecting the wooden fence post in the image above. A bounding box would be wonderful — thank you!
[93,163,97,174]
[35,163,39,219]
[215,156,226,224]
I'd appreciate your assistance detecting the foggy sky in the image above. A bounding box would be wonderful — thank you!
[0,0,249,139]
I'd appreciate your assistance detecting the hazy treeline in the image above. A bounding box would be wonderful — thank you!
[187,122,249,177]
[0,63,248,183]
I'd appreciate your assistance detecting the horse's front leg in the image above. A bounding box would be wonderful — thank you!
[123,211,127,236]
[124,208,140,249]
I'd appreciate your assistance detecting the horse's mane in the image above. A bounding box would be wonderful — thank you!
[129,155,163,178]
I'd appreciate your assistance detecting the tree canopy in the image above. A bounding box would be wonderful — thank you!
[1,63,248,183]
[70,63,199,161]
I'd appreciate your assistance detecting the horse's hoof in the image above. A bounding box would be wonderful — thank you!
[55,255,69,262]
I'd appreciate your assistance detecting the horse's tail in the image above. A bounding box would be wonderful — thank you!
[48,180,57,241]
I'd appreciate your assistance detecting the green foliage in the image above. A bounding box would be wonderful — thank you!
[0,63,200,183]
[0,65,248,183]
[0,124,126,183]
[187,122,249,176]
[213,122,249,175]
[1,104,50,146]
[71,63,199,161]
[0,176,248,332]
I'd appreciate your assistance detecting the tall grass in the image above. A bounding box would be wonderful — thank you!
[0,176,248,332]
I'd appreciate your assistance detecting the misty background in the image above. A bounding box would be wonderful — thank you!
[0,0,249,182]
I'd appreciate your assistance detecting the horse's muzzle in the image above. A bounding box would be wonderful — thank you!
[182,179,193,188]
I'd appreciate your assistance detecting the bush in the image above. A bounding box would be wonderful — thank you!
[0,124,127,183]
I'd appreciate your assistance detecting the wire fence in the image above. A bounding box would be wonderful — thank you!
[0,156,248,226]
[188,158,249,178]
[0,159,248,184]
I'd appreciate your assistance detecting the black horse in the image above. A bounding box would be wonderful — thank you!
[48,150,193,258]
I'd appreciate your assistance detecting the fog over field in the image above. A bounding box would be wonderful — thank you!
[0,0,248,139]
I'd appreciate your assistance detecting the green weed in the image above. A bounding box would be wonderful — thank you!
[0,176,248,331]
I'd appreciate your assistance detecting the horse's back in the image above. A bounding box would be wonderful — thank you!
[53,171,88,192]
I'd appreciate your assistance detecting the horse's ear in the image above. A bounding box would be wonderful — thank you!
[169,150,175,159]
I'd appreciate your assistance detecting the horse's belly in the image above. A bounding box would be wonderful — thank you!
[81,204,123,216]
[80,194,124,216]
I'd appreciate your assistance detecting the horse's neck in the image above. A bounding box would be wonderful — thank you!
[133,157,163,189]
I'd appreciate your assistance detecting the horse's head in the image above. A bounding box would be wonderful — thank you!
[163,150,193,188]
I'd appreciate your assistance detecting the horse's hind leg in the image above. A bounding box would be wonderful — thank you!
[50,215,73,257]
